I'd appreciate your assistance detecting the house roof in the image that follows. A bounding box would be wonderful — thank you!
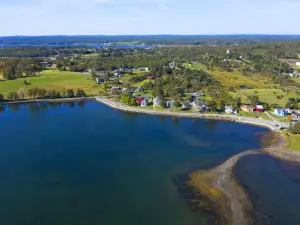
[256,105,264,109]
[242,104,255,109]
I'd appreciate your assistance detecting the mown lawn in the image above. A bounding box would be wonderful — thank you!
[238,111,259,118]
[0,70,103,97]
[235,89,299,107]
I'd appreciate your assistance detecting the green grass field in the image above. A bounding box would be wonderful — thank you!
[0,70,103,97]
[188,63,274,89]
[238,111,258,118]
[285,134,300,152]
[233,89,299,107]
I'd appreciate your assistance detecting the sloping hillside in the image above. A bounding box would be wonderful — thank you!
[188,63,276,89]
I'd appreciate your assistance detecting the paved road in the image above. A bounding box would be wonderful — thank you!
[96,97,289,131]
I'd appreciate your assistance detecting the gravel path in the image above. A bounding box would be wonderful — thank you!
[211,150,260,225]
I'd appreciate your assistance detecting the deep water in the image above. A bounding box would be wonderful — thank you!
[0,101,267,225]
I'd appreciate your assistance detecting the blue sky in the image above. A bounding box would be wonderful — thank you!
[1,0,300,36]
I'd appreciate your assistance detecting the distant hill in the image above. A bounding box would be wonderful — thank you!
[1,35,300,46]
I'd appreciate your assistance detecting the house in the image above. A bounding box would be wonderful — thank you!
[191,99,201,109]
[114,73,123,78]
[256,105,264,113]
[200,102,208,111]
[169,62,177,68]
[153,97,161,107]
[296,62,300,68]
[241,105,256,112]
[292,112,300,120]
[136,97,143,105]
[109,77,117,81]
[141,98,148,107]
[166,100,175,108]
[286,108,293,114]
[182,102,191,109]
[191,92,205,98]
[225,106,233,113]
[273,108,287,117]
[286,69,299,77]
[147,75,154,80]
[138,67,149,72]
[135,86,144,92]
[96,77,105,84]
[226,49,231,54]
[111,86,121,91]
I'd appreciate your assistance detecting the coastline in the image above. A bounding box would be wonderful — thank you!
[95,97,289,131]
[93,97,299,224]
[186,132,295,225]
[0,97,95,105]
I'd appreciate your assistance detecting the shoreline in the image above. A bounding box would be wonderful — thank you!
[188,150,260,225]
[0,97,95,105]
[95,97,289,131]
[186,132,296,225]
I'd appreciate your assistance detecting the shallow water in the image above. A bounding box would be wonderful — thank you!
[235,155,300,225]
[0,101,266,225]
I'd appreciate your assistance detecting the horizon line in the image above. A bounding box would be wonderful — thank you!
[2,34,300,38]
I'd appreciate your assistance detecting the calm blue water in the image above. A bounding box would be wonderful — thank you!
[0,43,151,49]
[0,101,266,225]
[235,155,300,225]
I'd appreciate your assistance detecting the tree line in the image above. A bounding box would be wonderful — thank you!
[0,88,87,101]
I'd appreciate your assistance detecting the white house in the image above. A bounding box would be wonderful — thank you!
[169,62,177,68]
[166,100,175,108]
[226,49,231,54]
[191,99,201,110]
[191,92,205,98]
[153,97,161,107]
[138,67,149,72]
[141,98,148,107]
[273,108,287,117]
[225,106,233,113]
[296,62,300,68]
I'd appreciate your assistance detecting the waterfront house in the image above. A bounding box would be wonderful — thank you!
[256,105,264,113]
[141,98,148,107]
[286,108,293,114]
[136,97,143,105]
[273,108,287,117]
[182,102,191,109]
[241,104,255,112]
[191,99,201,110]
[293,112,300,120]
[153,97,161,107]
[225,106,233,114]
[166,100,175,108]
